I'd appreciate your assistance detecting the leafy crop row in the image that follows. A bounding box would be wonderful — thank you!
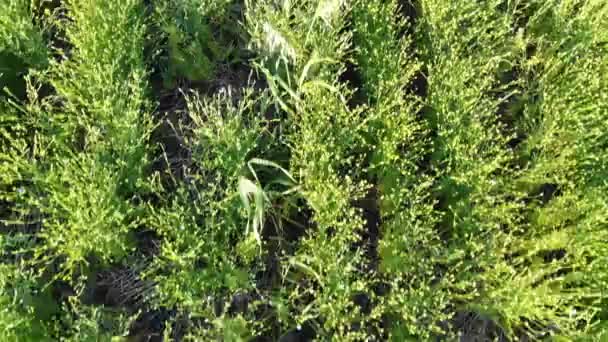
[0,0,606,341]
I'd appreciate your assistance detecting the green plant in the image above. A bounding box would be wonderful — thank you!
[1,0,606,340]
[154,0,237,87]
[145,89,271,326]
[1,0,153,283]
[0,0,48,99]
[245,1,379,338]
[0,261,56,342]
[349,0,447,338]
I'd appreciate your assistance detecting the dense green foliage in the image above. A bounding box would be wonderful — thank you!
[1,0,606,340]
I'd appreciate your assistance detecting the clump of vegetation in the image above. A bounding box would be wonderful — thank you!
[153,0,241,87]
[0,0,48,99]
[1,0,606,340]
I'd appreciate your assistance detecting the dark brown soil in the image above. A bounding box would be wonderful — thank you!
[133,228,162,258]
[84,265,154,309]
[540,248,567,263]
[128,308,176,342]
[538,183,561,205]
[451,311,509,342]
[277,321,316,342]
[397,0,419,37]
[339,59,367,108]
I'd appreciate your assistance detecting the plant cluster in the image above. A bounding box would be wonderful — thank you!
[0,0,606,341]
